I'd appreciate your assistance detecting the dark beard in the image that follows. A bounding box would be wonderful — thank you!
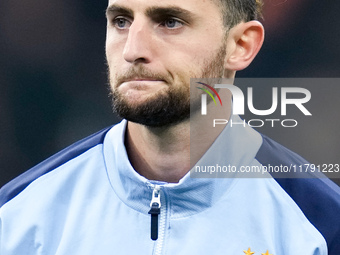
[109,43,226,127]
[111,83,190,127]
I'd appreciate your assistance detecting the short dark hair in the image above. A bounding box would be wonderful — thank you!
[219,0,264,28]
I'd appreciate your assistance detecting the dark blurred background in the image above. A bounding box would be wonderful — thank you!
[1,0,339,187]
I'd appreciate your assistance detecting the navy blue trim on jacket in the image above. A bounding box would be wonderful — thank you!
[0,126,112,207]
[256,135,340,254]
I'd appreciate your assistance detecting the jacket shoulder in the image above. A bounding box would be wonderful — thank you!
[256,134,340,254]
[0,126,112,208]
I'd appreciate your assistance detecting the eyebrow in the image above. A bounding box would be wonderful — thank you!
[106,5,133,18]
[146,6,195,22]
[106,4,195,23]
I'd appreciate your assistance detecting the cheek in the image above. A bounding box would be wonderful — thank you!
[106,32,126,64]
[166,42,218,74]
[167,55,209,82]
[106,45,126,85]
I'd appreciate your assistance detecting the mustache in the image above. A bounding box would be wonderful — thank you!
[114,66,173,87]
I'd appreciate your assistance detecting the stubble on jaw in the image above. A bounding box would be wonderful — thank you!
[107,41,227,127]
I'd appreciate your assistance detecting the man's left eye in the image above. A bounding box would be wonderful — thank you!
[162,18,183,29]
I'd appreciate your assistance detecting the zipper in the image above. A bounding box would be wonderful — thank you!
[148,185,161,241]
[148,184,167,255]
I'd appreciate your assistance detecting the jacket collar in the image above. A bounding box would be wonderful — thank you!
[103,116,262,217]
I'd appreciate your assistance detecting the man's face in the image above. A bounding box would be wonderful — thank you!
[106,0,228,127]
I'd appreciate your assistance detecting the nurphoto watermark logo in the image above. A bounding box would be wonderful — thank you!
[190,78,340,179]
[195,80,312,128]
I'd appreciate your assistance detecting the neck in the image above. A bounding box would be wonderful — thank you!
[125,87,232,183]
[125,120,190,183]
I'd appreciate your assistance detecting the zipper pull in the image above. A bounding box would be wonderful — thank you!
[148,186,161,241]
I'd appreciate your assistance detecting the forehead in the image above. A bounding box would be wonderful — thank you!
[107,0,222,18]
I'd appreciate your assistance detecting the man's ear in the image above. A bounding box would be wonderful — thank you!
[225,21,264,71]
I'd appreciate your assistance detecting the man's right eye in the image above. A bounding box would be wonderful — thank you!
[113,17,131,29]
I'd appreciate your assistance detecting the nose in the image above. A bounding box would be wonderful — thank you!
[123,20,153,64]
